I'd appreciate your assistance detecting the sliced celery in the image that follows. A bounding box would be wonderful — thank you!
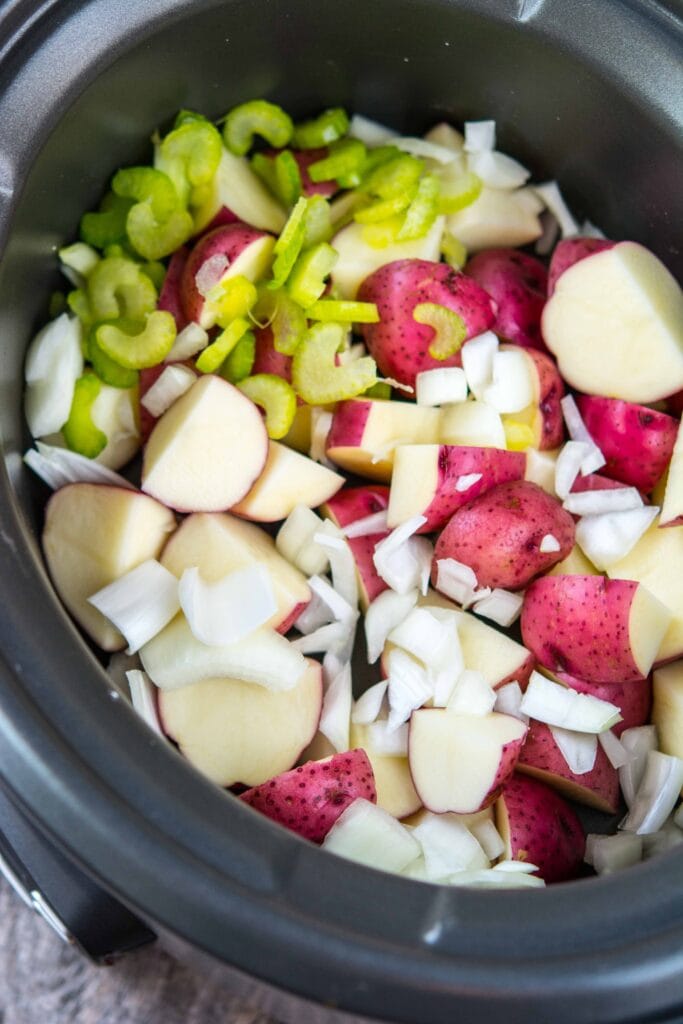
[307,139,366,185]
[287,243,338,309]
[303,195,333,246]
[220,331,256,383]
[269,196,308,290]
[364,381,392,400]
[307,299,379,323]
[48,292,67,318]
[195,317,250,374]
[504,420,536,451]
[292,322,377,404]
[292,107,349,149]
[238,373,297,439]
[95,311,177,369]
[358,145,401,180]
[206,275,258,328]
[67,289,93,330]
[140,260,166,291]
[361,215,404,249]
[398,174,440,240]
[441,230,467,269]
[437,170,482,214]
[251,152,280,195]
[87,257,157,322]
[157,120,223,207]
[353,193,413,224]
[80,193,133,250]
[274,150,303,208]
[63,373,107,458]
[223,100,294,156]
[363,154,424,200]
[173,109,208,128]
[413,302,467,360]
[113,167,179,220]
[271,292,307,354]
[88,333,139,389]
[112,167,193,260]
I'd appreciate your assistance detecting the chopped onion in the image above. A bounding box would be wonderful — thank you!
[492,860,539,875]
[483,349,535,414]
[388,607,454,670]
[342,510,389,538]
[554,440,592,500]
[619,726,659,807]
[642,819,683,858]
[494,681,528,722]
[424,607,465,707]
[126,669,163,736]
[319,661,352,753]
[413,813,489,880]
[470,818,506,861]
[520,671,621,733]
[620,751,683,835]
[276,505,330,576]
[195,254,229,296]
[455,472,483,493]
[141,364,196,418]
[364,588,418,664]
[464,120,496,153]
[539,533,560,554]
[447,669,496,716]
[24,314,84,438]
[387,135,459,164]
[368,719,409,756]
[88,559,180,654]
[373,517,431,595]
[563,487,643,517]
[309,407,335,467]
[467,149,530,190]
[581,219,606,239]
[447,869,544,889]
[534,181,579,238]
[24,440,136,491]
[290,620,351,655]
[575,506,659,571]
[560,395,605,473]
[106,650,141,697]
[348,114,395,146]
[461,585,491,611]
[352,680,388,725]
[524,449,558,496]
[598,729,633,770]
[434,557,478,606]
[322,649,344,688]
[534,210,560,256]
[548,726,598,775]
[461,331,498,400]
[308,574,356,623]
[586,833,642,874]
[178,564,277,647]
[322,798,421,873]
[314,522,359,610]
[385,648,433,729]
[415,367,468,406]
[424,122,465,153]
[165,322,209,362]
[472,588,523,627]
[294,590,333,635]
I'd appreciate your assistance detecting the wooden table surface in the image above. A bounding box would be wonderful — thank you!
[0,877,277,1024]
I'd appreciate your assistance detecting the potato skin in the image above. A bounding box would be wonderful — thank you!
[547,236,614,296]
[465,247,548,352]
[432,479,575,590]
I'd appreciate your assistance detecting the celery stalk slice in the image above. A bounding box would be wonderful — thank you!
[292,108,349,149]
[220,331,256,383]
[63,373,108,458]
[80,193,133,250]
[307,299,379,324]
[238,373,297,439]
[206,275,258,328]
[269,196,309,290]
[274,150,303,208]
[363,154,424,200]
[441,231,467,269]
[195,317,251,374]
[87,257,158,322]
[88,332,139,389]
[287,243,338,309]
[292,322,377,404]
[413,302,467,359]
[156,120,223,207]
[223,100,294,156]
[397,174,440,241]
[303,195,333,247]
[437,170,482,214]
[271,292,307,355]
[307,139,366,184]
[354,192,414,224]
[95,311,177,370]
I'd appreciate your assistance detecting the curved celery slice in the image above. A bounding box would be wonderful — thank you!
[437,170,482,214]
[354,193,413,224]
[67,289,93,330]
[269,196,308,290]
[220,331,256,383]
[364,381,392,400]
[358,144,401,180]
[307,299,379,323]
[307,139,366,185]
[206,275,258,328]
[287,242,338,309]
[364,154,424,200]
[87,257,157,322]
[413,302,467,360]
[238,373,297,439]
[398,174,440,240]
[113,167,179,219]
[112,167,193,260]
[173,109,208,128]
[80,193,133,250]
[63,373,107,458]
[292,107,349,149]
[95,311,177,369]
[271,292,307,355]
[88,332,139,388]
[441,230,467,269]
[292,322,377,404]
[195,317,251,374]
[157,120,223,207]
[361,215,404,249]
[140,260,166,291]
[223,100,294,156]
[303,195,333,246]
[274,150,303,208]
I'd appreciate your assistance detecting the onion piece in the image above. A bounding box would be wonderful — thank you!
[620,751,683,835]
[467,149,530,190]
[309,407,335,467]
[387,136,460,164]
[534,181,579,238]
[290,620,351,655]
[24,314,84,438]
[424,607,465,707]
[642,819,683,858]
[470,818,506,861]
[388,607,454,670]
[178,564,277,647]
[322,798,421,873]
[619,726,659,807]
[447,869,545,889]
[560,395,605,473]
[364,588,418,664]
[386,648,433,730]
[348,114,395,146]
[165,322,209,362]
[413,813,489,880]
[554,441,592,500]
[586,833,642,874]
[276,505,330,576]
[539,533,560,554]
[126,669,163,736]
[563,487,643,516]
[461,330,499,400]
[464,120,496,153]
[492,860,539,875]
[455,472,483,493]
[575,506,659,571]
[434,558,478,606]
[141,364,196,418]
[494,681,528,722]
[352,680,388,725]
[195,254,229,297]
[24,440,136,491]
[520,671,621,733]
[471,588,523,627]
[548,726,598,775]
[308,574,356,623]
[598,729,633,770]
[314,523,359,610]
[447,669,496,716]
[294,590,333,635]
[88,559,180,654]
[368,719,409,756]
[319,661,352,753]
[342,510,389,538]
[373,517,431,595]
[416,367,468,406]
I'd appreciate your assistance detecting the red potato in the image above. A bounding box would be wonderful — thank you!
[321,485,391,610]
[496,773,586,883]
[570,473,630,494]
[502,347,565,451]
[521,574,672,683]
[547,236,614,296]
[357,259,496,389]
[157,245,189,331]
[158,658,323,787]
[181,222,275,328]
[350,723,422,819]
[575,395,678,492]
[432,480,575,590]
[387,444,526,533]
[517,720,620,813]
[465,247,548,352]
[239,749,376,843]
[231,441,344,522]
[556,673,652,737]
[252,325,293,382]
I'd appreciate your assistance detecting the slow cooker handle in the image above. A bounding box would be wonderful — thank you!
[0,781,155,962]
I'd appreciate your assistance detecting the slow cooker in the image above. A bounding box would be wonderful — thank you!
[0,1,682,1021]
